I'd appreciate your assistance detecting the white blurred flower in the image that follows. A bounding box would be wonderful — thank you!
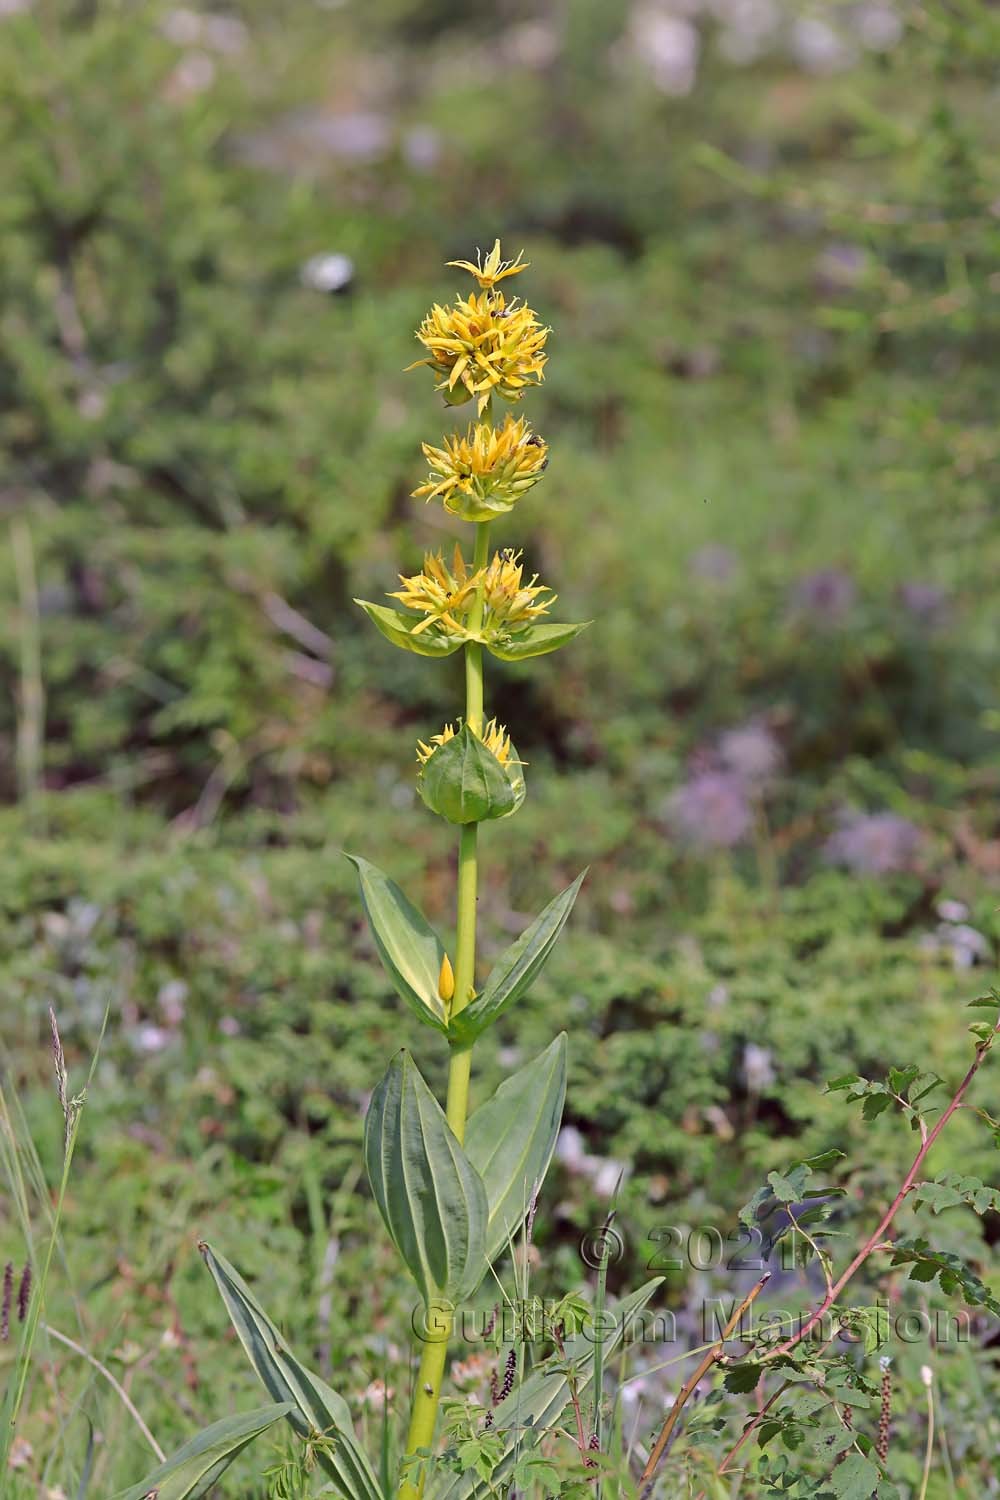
[165,51,216,101]
[300,252,355,294]
[403,125,441,172]
[629,5,700,95]
[743,1042,776,1092]
[135,1024,172,1054]
[790,16,855,74]
[504,20,561,70]
[857,3,903,52]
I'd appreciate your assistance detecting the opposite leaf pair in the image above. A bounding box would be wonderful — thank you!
[348,855,585,1040]
[365,1037,567,1306]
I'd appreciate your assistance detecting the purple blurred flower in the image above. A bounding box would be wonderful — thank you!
[815,241,868,293]
[824,812,923,876]
[792,568,856,624]
[898,581,948,628]
[717,722,783,788]
[921,922,990,971]
[666,770,753,850]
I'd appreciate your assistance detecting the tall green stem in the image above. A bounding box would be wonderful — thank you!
[400,519,491,1498]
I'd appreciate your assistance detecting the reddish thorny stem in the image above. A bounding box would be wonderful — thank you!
[765,1017,1000,1361]
[683,1016,1000,1499]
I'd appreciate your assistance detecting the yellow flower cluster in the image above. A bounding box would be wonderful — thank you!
[408,239,549,421]
[390,547,554,641]
[413,413,548,522]
[416,717,518,769]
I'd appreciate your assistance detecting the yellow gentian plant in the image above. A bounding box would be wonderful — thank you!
[119,243,662,1500]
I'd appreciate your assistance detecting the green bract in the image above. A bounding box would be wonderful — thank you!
[486,619,592,660]
[354,599,463,657]
[417,723,525,824]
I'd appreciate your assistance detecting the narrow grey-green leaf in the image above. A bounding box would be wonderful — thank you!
[199,1244,382,1500]
[111,1404,291,1500]
[465,1035,567,1263]
[429,1279,664,1500]
[355,600,463,657]
[346,854,448,1031]
[365,1051,488,1305]
[418,724,521,825]
[486,621,591,661]
[450,873,585,1043]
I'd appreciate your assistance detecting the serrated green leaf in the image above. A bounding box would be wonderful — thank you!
[827,1074,864,1092]
[346,854,448,1031]
[365,1051,488,1305]
[722,1362,762,1393]
[450,873,586,1043]
[830,1451,880,1499]
[767,1169,808,1204]
[355,600,463,657]
[486,621,591,661]
[418,724,524,825]
[199,1245,382,1500]
[465,1035,567,1263]
[112,1404,292,1500]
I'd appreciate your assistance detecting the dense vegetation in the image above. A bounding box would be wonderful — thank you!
[1,1,998,1495]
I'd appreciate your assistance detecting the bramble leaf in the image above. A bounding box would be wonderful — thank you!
[830,1451,880,1499]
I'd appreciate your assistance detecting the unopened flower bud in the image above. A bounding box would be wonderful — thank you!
[438,953,455,1004]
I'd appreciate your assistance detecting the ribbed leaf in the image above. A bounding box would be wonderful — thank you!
[450,873,585,1044]
[365,1051,488,1305]
[355,600,463,657]
[346,854,448,1032]
[487,621,591,661]
[199,1244,383,1500]
[111,1404,291,1500]
[418,724,522,825]
[465,1035,567,1263]
[429,1279,664,1500]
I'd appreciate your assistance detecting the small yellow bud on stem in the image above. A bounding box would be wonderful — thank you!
[437,952,455,1005]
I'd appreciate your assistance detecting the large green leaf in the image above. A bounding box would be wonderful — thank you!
[355,600,463,657]
[429,1279,664,1500]
[486,621,591,661]
[465,1035,567,1263]
[199,1244,383,1500]
[346,854,448,1032]
[450,873,586,1044]
[365,1051,488,1306]
[418,724,524,825]
[111,1404,292,1500]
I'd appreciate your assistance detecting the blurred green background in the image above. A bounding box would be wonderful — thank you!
[1,0,999,1494]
